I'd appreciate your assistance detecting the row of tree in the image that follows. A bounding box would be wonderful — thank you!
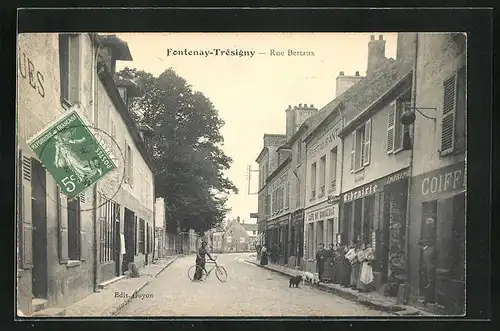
[118,67,238,234]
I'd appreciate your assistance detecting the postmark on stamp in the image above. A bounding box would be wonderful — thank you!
[27,105,118,200]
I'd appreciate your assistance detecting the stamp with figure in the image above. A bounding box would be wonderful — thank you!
[27,105,117,200]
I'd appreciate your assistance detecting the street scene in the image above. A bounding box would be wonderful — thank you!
[16,28,465,318]
[116,253,389,316]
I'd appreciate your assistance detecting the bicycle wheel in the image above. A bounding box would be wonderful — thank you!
[188,265,206,281]
[215,265,228,282]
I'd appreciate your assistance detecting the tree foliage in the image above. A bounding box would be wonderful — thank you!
[117,67,238,234]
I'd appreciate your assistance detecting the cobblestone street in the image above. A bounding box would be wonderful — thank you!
[116,253,391,317]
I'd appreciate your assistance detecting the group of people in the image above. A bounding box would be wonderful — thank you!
[257,242,280,266]
[316,242,375,292]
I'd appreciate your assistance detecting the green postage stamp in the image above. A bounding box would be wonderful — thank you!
[27,106,117,200]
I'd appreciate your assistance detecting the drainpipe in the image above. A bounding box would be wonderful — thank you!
[338,107,345,246]
[91,35,101,291]
[403,33,419,304]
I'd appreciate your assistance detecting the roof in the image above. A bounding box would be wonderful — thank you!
[99,34,133,61]
[303,58,408,142]
[339,70,413,137]
[255,146,268,163]
[241,223,257,231]
[97,59,157,173]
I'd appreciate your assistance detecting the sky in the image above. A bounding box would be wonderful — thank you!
[114,32,398,224]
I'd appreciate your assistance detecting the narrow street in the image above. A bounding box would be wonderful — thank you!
[116,253,391,317]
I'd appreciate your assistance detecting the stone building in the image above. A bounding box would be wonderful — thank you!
[17,33,155,316]
[406,33,466,315]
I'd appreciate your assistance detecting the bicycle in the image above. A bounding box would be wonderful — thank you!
[187,257,228,282]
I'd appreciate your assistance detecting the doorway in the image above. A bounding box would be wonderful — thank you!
[114,205,121,276]
[123,208,135,273]
[31,159,47,299]
[419,200,437,297]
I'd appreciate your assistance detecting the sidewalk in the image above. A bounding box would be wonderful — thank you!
[61,255,180,317]
[245,258,434,316]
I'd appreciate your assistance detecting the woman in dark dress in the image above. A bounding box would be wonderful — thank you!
[340,245,352,286]
[260,245,269,265]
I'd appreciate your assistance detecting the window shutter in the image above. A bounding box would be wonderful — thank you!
[350,132,355,172]
[58,188,69,263]
[59,34,69,102]
[19,150,33,269]
[134,216,138,255]
[387,104,396,153]
[68,35,80,103]
[363,119,372,166]
[441,74,457,155]
[79,198,87,261]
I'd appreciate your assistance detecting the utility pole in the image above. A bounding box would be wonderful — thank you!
[246,164,260,195]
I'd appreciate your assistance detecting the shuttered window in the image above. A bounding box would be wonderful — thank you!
[349,132,355,172]
[285,182,290,209]
[99,195,118,263]
[363,119,372,166]
[387,104,396,153]
[441,74,457,155]
[58,34,80,107]
[139,219,145,254]
[67,198,81,261]
[440,67,466,156]
[19,150,33,269]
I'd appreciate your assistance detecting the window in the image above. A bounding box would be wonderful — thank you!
[125,145,134,185]
[441,66,466,155]
[319,156,326,197]
[310,162,317,200]
[330,147,338,191]
[280,186,284,211]
[352,119,372,171]
[67,199,81,261]
[138,219,145,254]
[295,180,301,208]
[99,195,118,263]
[59,34,80,106]
[387,97,409,153]
[264,194,270,216]
[285,182,290,209]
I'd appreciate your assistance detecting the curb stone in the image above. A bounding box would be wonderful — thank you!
[111,256,179,316]
[245,259,404,314]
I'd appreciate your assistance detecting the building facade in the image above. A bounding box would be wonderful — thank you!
[302,110,343,272]
[407,33,466,315]
[17,33,156,316]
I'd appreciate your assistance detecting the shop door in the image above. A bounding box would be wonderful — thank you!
[448,193,465,314]
[419,200,437,297]
[122,208,135,272]
[31,159,47,299]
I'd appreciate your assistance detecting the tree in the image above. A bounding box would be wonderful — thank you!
[117,67,238,234]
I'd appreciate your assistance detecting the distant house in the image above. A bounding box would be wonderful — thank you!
[241,223,258,246]
[222,218,252,252]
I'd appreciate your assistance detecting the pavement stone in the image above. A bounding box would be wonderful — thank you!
[116,253,391,316]
[245,259,435,316]
[63,256,180,317]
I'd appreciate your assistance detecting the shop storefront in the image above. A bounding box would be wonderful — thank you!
[340,167,410,291]
[303,202,339,272]
[289,210,304,267]
[266,215,289,265]
[408,161,465,315]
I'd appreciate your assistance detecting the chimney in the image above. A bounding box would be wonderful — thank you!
[335,70,363,97]
[285,105,296,141]
[367,34,387,75]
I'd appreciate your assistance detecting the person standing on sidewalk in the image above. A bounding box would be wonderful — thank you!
[418,239,436,304]
[315,243,330,282]
[260,244,269,266]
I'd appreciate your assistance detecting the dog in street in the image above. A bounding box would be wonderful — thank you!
[301,271,320,285]
[289,275,301,288]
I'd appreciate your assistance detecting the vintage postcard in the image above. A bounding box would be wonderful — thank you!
[16,31,466,318]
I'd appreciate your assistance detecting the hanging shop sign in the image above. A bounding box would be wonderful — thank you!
[306,204,338,223]
[343,167,410,203]
[412,161,466,201]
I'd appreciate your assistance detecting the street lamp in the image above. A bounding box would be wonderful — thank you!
[400,101,437,150]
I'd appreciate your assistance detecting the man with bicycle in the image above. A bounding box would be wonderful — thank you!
[194,241,215,281]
